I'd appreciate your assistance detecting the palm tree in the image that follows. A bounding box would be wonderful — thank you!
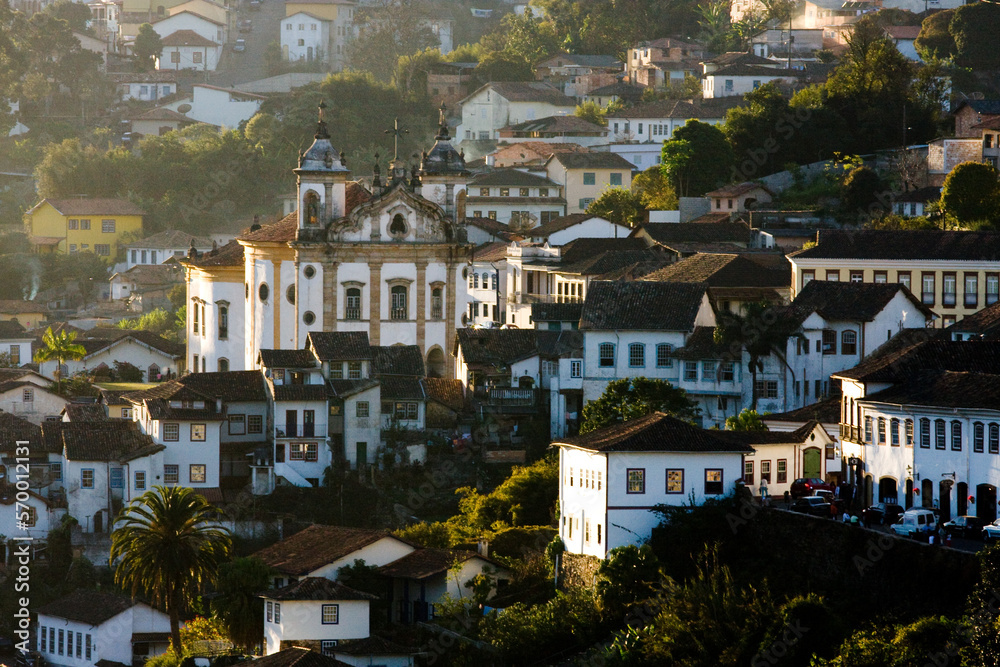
[713,301,803,411]
[110,486,232,653]
[33,326,86,394]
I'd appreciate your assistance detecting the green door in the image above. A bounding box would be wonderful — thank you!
[356,442,367,469]
[802,448,822,479]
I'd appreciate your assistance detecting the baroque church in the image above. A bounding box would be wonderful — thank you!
[183,105,474,378]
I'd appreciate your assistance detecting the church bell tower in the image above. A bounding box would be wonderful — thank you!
[295,102,351,241]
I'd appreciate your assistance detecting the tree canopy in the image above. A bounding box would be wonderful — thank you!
[585,187,645,227]
[580,377,700,434]
[940,161,1000,226]
[661,120,734,198]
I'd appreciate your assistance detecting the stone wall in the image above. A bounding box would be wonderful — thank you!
[560,551,602,590]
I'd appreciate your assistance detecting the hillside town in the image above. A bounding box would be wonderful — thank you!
[5,0,1000,663]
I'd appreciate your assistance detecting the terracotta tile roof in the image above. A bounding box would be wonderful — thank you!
[707,52,774,67]
[177,370,267,402]
[886,25,920,40]
[160,29,218,47]
[531,302,583,322]
[472,240,511,262]
[581,280,707,331]
[129,106,201,124]
[63,402,108,421]
[529,213,595,238]
[36,590,139,625]
[273,383,327,401]
[455,329,558,366]
[486,81,575,106]
[714,420,826,446]
[864,370,1000,410]
[586,81,646,98]
[371,345,425,377]
[642,252,790,287]
[232,648,352,667]
[44,420,162,462]
[379,376,424,401]
[558,237,647,264]
[183,239,244,267]
[422,377,465,412]
[555,411,754,453]
[0,300,46,314]
[467,217,513,239]
[0,320,27,337]
[469,169,559,187]
[947,301,1000,340]
[539,53,621,68]
[636,221,752,245]
[0,412,43,452]
[790,229,1000,261]
[259,349,318,368]
[561,247,661,276]
[238,212,297,243]
[111,264,183,286]
[108,71,177,83]
[504,115,607,134]
[672,325,731,360]
[893,186,940,203]
[765,395,843,424]
[548,152,635,170]
[126,230,213,250]
[706,63,801,79]
[40,198,145,216]
[100,388,130,406]
[263,577,377,601]
[789,280,934,324]
[307,331,371,361]
[606,97,745,120]
[253,524,402,576]
[334,636,414,656]
[832,333,1000,383]
[378,548,482,579]
[705,182,774,198]
[327,378,379,398]
[346,181,372,214]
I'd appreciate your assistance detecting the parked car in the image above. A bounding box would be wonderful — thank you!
[942,515,988,539]
[890,509,937,540]
[862,502,905,526]
[239,18,252,32]
[234,38,246,52]
[983,518,1000,542]
[790,477,834,499]
[790,495,832,517]
[815,490,848,514]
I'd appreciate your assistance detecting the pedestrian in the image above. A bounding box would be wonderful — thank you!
[783,490,791,507]
[864,507,873,529]
[759,477,769,505]
[842,511,850,523]
[830,501,838,520]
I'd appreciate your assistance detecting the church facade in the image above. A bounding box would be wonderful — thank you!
[183,106,475,378]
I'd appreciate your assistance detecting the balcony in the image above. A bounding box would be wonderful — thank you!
[390,308,407,320]
[345,307,361,320]
[275,423,326,438]
[840,423,861,443]
[472,386,540,411]
[943,292,956,307]
[511,292,583,305]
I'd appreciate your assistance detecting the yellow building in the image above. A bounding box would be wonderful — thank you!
[285,0,355,23]
[544,152,635,214]
[0,300,47,331]
[24,198,145,260]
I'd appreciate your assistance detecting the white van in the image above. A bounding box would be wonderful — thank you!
[890,509,937,539]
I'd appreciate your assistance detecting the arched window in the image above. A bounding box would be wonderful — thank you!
[217,358,229,373]
[628,343,645,368]
[389,213,407,237]
[877,417,886,444]
[975,422,985,452]
[951,420,963,451]
[598,343,615,367]
[492,273,498,290]
[345,288,361,320]
[935,419,946,449]
[473,272,479,289]
[920,418,930,448]
[905,419,913,446]
[890,418,899,446]
[990,423,1000,454]
[303,190,320,225]
[148,364,160,381]
[482,273,489,288]
[841,330,858,355]
[656,344,673,368]
[390,285,407,320]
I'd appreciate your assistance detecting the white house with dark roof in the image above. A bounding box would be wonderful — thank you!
[604,98,741,143]
[0,414,58,544]
[466,169,566,228]
[0,320,37,369]
[261,578,375,655]
[702,63,797,98]
[35,328,184,382]
[281,11,333,64]
[497,115,609,147]
[534,52,622,97]
[127,106,209,138]
[108,71,177,102]
[333,636,416,667]
[468,241,507,327]
[155,29,221,71]
[527,214,629,246]
[457,82,576,144]
[553,412,753,556]
[36,590,172,666]
[0,369,68,424]
[705,182,774,213]
[181,240,246,373]
[122,230,214,271]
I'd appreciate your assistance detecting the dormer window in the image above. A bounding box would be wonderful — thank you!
[389,213,407,238]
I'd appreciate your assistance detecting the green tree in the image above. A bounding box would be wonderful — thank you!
[473,50,534,84]
[585,187,645,227]
[839,165,885,223]
[914,9,956,60]
[455,457,558,531]
[661,120,734,197]
[348,0,438,82]
[134,23,163,71]
[44,0,92,32]
[580,377,700,434]
[0,4,28,136]
[479,7,561,66]
[212,557,272,652]
[575,101,606,127]
[696,0,734,53]
[713,301,802,410]
[112,361,144,382]
[34,327,86,394]
[940,161,1000,226]
[110,486,231,653]
[395,46,443,97]
[725,409,767,431]
[596,545,662,618]
[632,166,678,210]
[950,1,1000,70]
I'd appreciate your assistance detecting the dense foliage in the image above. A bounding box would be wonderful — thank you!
[580,377,700,433]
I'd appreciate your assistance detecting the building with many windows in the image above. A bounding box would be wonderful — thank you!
[788,230,1000,328]
[23,198,144,257]
[466,169,566,228]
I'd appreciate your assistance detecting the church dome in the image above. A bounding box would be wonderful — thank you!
[296,102,350,174]
[420,105,468,176]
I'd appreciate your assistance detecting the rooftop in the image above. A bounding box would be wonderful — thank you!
[371,345,425,377]
[641,252,789,287]
[548,152,636,170]
[379,548,486,579]
[253,525,402,576]
[503,115,607,135]
[125,230,213,250]
[580,280,707,331]
[43,420,164,462]
[34,197,145,216]
[789,280,934,324]
[765,395,843,424]
[635,221,752,246]
[307,331,372,361]
[468,170,559,188]
[555,411,754,453]
[477,81,575,106]
[36,590,140,625]
[232,648,351,667]
[264,577,377,601]
[160,29,218,47]
[258,348,318,369]
[455,328,560,366]
[790,229,1000,261]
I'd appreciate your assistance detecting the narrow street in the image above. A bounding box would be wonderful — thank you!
[209,0,284,88]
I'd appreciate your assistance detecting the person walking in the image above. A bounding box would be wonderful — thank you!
[759,477,769,506]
